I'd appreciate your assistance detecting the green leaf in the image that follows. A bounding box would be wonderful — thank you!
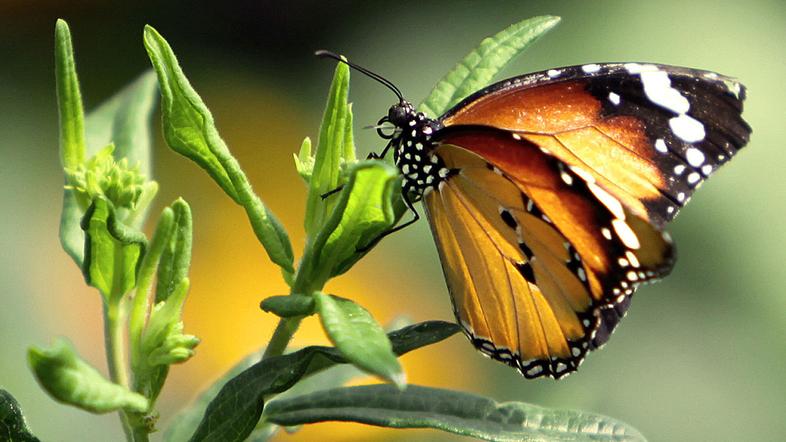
[55,19,87,267]
[130,205,176,367]
[293,137,314,184]
[0,389,40,442]
[155,199,192,303]
[55,19,86,171]
[315,293,403,388]
[28,339,149,414]
[143,25,294,276]
[164,349,265,442]
[187,321,459,442]
[419,15,561,117]
[307,160,402,284]
[264,384,645,442]
[142,26,237,201]
[260,294,316,318]
[60,192,87,267]
[81,197,147,302]
[304,62,353,237]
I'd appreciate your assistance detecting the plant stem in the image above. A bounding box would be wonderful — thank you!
[262,317,302,360]
[261,249,319,360]
[103,300,135,440]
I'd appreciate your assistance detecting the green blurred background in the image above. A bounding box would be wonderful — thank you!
[2,1,784,441]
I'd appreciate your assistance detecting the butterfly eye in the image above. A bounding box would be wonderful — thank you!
[376,116,396,139]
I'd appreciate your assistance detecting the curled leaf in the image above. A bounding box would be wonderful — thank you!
[28,339,149,414]
[302,160,403,289]
[81,197,146,303]
[156,198,192,303]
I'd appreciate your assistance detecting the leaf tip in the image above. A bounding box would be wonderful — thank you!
[55,18,69,32]
[390,370,407,391]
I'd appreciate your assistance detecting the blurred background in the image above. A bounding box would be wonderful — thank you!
[2,1,784,441]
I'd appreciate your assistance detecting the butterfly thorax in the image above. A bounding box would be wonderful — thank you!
[386,101,449,199]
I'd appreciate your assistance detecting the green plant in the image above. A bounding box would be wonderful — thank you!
[1,16,648,442]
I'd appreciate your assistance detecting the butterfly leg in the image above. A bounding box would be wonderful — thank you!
[367,139,394,160]
[320,185,344,200]
[356,192,420,252]
[322,140,395,199]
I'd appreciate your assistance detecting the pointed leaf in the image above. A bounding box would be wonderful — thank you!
[142,26,237,200]
[187,321,459,442]
[156,199,192,303]
[143,25,294,276]
[419,15,561,117]
[304,62,352,236]
[54,19,86,171]
[0,390,40,442]
[55,19,87,266]
[315,293,403,388]
[81,197,146,302]
[130,205,176,367]
[28,339,149,414]
[264,384,645,442]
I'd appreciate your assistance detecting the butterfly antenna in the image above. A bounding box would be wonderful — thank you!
[315,49,404,102]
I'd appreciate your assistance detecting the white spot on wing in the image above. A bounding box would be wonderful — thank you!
[625,251,640,268]
[655,139,668,153]
[547,69,561,78]
[608,92,621,105]
[669,114,706,142]
[639,70,690,114]
[582,64,601,73]
[612,219,641,249]
[588,182,625,219]
[686,147,706,167]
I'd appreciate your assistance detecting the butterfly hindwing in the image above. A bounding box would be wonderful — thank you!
[439,63,751,229]
[425,129,674,378]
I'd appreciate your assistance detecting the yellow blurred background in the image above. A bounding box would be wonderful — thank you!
[2,1,785,441]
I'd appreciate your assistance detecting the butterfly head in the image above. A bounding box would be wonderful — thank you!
[387,100,416,127]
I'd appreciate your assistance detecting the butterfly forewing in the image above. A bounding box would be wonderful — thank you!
[439,63,751,229]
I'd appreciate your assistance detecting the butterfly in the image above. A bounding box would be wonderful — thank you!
[317,51,751,379]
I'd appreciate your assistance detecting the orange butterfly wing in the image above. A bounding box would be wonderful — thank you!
[425,127,673,378]
[440,63,750,229]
